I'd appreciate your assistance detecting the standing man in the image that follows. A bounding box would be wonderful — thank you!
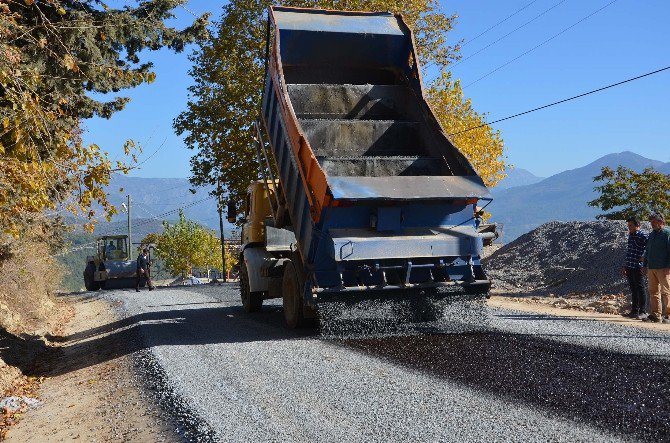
[622,217,648,319]
[643,213,670,323]
[136,248,155,292]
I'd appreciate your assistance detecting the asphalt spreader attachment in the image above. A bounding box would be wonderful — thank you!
[316,288,490,339]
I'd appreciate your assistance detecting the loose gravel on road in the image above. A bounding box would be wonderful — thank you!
[100,284,670,442]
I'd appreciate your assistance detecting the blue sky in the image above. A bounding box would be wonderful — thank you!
[83,0,670,180]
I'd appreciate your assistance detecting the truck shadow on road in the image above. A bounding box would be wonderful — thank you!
[337,328,670,442]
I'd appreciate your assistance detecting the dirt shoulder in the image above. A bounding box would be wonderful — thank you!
[4,294,178,442]
[489,295,670,333]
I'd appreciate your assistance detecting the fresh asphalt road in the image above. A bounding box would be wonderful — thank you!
[97,284,670,442]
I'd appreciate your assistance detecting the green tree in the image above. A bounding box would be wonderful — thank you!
[194,225,223,274]
[589,166,670,220]
[174,1,506,207]
[0,0,209,240]
[152,210,222,277]
[223,241,239,277]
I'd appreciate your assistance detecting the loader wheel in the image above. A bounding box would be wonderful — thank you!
[84,264,99,291]
[282,261,306,329]
[240,263,262,313]
[84,273,99,291]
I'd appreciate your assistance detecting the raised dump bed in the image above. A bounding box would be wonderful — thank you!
[288,83,460,177]
[243,6,492,326]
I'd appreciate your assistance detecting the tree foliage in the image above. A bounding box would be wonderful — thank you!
[0,0,209,240]
[150,210,222,277]
[589,166,670,221]
[175,0,506,206]
[426,73,506,187]
[223,242,239,276]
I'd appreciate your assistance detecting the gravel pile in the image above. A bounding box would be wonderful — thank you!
[484,221,648,296]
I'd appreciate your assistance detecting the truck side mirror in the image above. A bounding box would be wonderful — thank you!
[227,200,236,223]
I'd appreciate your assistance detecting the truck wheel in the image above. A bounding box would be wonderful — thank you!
[282,261,306,329]
[240,263,263,313]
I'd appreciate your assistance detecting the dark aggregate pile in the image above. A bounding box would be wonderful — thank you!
[484,221,649,296]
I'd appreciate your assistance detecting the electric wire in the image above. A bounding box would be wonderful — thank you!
[463,0,619,89]
[449,65,670,136]
[452,0,568,69]
[461,0,541,48]
[131,137,168,170]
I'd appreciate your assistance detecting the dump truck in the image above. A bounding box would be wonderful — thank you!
[83,235,147,290]
[233,6,493,328]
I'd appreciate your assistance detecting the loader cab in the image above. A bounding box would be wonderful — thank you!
[241,181,276,246]
[96,235,129,261]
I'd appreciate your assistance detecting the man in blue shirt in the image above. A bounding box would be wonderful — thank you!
[643,213,670,323]
[622,217,648,318]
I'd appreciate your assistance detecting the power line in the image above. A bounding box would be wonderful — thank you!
[158,182,196,193]
[132,137,167,170]
[452,0,568,69]
[130,195,216,231]
[449,65,670,136]
[464,0,618,89]
[461,0,541,48]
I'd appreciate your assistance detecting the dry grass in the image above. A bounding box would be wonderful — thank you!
[0,240,68,398]
[0,240,64,336]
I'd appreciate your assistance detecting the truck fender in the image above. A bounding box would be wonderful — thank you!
[242,247,275,293]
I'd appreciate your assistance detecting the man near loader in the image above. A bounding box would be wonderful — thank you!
[622,217,648,319]
[642,213,670,323]
[136,248,155,292]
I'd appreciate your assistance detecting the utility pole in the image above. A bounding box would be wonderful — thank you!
[127,194,132,258]
[217,180,227,282]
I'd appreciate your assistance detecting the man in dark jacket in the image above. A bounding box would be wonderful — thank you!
[642,213,670,323]
[622,217,648,318]
[136,248,155,292]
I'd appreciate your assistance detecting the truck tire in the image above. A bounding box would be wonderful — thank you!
[282,260,306,329]
[240,262,263,313]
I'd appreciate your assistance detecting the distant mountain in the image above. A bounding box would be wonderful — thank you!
[67,153,668,244]
[67,174,237,235]
[496,167,545,190]
[489,151,668,241]
[70,218,167,241]
[107,174,226,230]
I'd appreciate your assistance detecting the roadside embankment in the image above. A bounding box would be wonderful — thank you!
[0,242,69,395]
